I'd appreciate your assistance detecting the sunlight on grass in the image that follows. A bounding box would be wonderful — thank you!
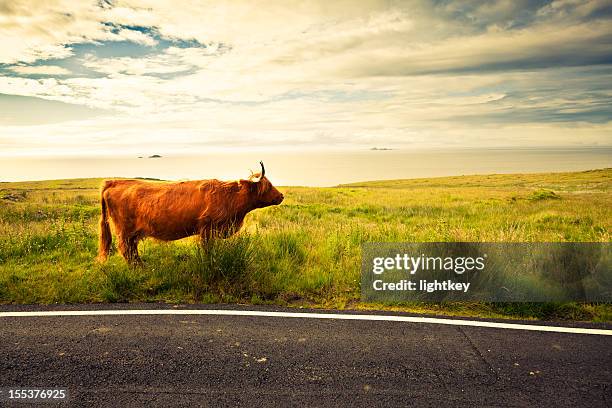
[0,169,610,321]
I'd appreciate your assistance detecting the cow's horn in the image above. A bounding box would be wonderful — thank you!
[259,161,265,179]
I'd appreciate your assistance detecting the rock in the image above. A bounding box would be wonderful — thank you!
[2,193,21,202]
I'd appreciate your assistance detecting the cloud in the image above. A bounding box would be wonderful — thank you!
[0,1,158,64]
[113,28,158,47]
[325,20,612,77]
[0,0,610,154]
[0,93,111,125]
[8,65,71,76]
[79,46,222,76]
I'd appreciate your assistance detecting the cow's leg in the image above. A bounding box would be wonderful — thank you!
[116,233,140,266]
[128,236,142,265]
[117,234,132,263]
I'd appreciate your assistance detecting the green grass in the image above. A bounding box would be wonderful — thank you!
[1,169,611,322]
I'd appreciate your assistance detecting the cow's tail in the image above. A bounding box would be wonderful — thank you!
[97,181,113,262]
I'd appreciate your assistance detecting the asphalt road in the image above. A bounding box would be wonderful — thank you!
[1,305,611,407]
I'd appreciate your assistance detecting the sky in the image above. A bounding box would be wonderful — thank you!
[0,0,611,157]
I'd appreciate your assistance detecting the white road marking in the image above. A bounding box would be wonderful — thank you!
[0,309,610,336]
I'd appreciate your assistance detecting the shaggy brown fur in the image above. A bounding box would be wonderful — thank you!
[97,163,283,264]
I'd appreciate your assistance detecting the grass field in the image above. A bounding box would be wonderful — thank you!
[1,169,610,321]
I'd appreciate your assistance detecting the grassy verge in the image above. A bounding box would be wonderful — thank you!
[0,169,610,322]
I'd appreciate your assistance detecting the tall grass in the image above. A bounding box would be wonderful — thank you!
[0,170,610,321]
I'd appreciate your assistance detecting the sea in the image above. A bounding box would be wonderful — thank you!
[1,148,610,187]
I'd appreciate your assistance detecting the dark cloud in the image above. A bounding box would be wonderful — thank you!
[458,104,612,125]
[431,0,552,31]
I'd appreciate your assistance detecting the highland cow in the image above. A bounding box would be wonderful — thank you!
[97,162,283,264]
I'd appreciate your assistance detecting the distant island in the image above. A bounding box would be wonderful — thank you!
[137,154,162,158]
[370,147,394,151]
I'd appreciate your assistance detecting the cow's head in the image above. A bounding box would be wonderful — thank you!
[245,161,284,208]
